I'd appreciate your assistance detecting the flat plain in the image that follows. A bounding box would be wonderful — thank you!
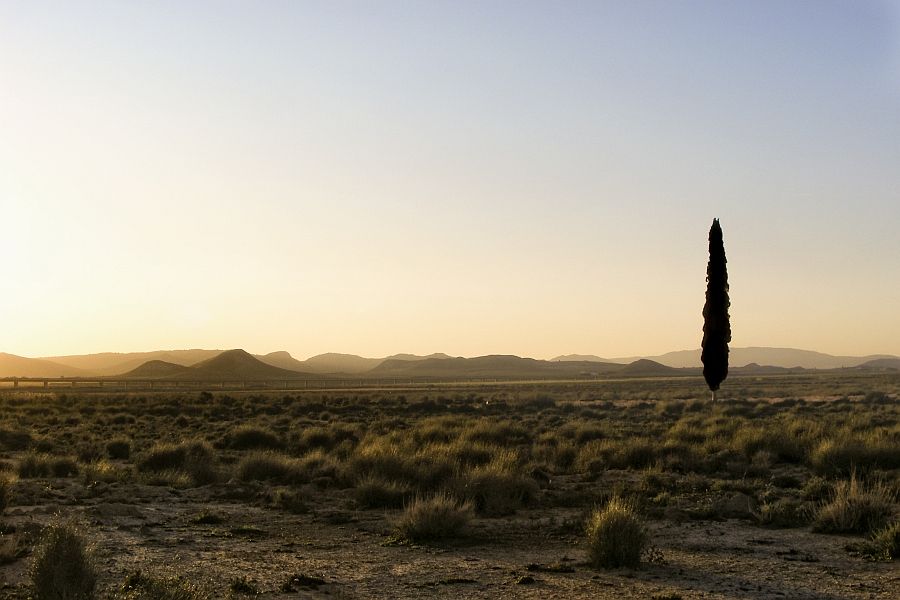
[1,371,898,598]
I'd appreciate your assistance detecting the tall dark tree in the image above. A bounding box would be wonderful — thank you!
[701,218,730,401]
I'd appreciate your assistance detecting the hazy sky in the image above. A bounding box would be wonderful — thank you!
[2,1,899,360]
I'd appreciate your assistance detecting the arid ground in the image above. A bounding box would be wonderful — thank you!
[1,373,898,598]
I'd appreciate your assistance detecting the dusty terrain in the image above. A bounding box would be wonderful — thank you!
[1,374,898,598]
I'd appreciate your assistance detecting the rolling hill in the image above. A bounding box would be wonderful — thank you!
[855,357,900,370]
[45,349,224,375]
[118,350,320,380]
[552,347,899,370]
[369,355,630,379]
[0,353,89,378]
[121,360,192,379]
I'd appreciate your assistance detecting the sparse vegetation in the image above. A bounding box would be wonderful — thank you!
[137,439,217,485]
[585,497,648,568]
[29,520,97,600]
[867,520,900,560]
[813,475,894,534]
[395,493,472,542]
[0,375,896,596]
[117,570,209,600]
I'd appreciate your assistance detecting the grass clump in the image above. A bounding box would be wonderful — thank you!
[229,576,259,595]
[226,425,283,450]
[29,520,97,600]
[82,460,130,485]
[117,570,209,600]
[106,438,131,460]
[17,453,79,478]
[0,427,32,451]
[585,497,648,568]
[755,498,812,528]
[137,440,217,486]
[456,455,537,516]
[394,493,472,542]
[354,475,412,509]
[0,475,11,514]
[809,434,900,476]
[867,520,900,560]
[235,451,309,484]
[812,475,894,534]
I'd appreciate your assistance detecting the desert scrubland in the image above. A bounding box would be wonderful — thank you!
[0,372,898,599]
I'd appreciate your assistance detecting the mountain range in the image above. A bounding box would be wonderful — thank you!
[0,347,897,380]
[551,347,899,370]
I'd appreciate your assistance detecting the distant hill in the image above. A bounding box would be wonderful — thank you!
[291,352,454,374]
[121,360,191,378]
[45,349,223,375]
[184,349,315,380]
[0,353,89,378]
[256,351,309,372]
[8,346,897,380]
[300,353,384,374]
[551,354,617,364]
[385,353,453,361]
[117,350,319,380]
[552,347,899,370]
[730,363,794,375]
[619,359,682,376]
[855,358,900,370]
[369,355,625,379]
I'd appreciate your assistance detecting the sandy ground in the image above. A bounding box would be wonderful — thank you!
[1,477,896,599]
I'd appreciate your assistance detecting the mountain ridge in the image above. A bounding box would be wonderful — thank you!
[2,347,897,378]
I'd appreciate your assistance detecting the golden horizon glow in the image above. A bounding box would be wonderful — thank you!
[2,2,899,360]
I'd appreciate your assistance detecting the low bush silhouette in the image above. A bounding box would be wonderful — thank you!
[395,493,472,542]
[586,497,648,568]
[29,519,97,600]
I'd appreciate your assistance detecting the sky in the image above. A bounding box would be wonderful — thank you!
[1,1,899,360]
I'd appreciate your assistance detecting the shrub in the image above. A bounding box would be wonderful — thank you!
[809,435,900,476]
[868,520,900,560]
[226,425,283,451]
[229,576,258,595]
[800,476,832,502]
[0,427,32,451]
[117,570,209,600]
[354,475,412,509]
[731,427,804,463]
[394,494,472,542]
[291,425,358,454]
[755,498,812,528]
[0,476,11,514]
[29,520,97,600]
[272,489,309,514]
[50,456,79,478]
[17,453,77,478]
[456,455,537,516]
[813,475,894,534]
[585,497,648,569]
[83,460,130,485]
[106,438,131,460]
[137,440,217,486]
[462,420,528,447]
[233,451,336,485]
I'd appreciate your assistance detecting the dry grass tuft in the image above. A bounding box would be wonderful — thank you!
[585,497,648,568]
[395,493,472,542]
[813,474,894,534]
[29,519,97,600]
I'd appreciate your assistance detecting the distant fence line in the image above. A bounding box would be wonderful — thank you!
[0,375,639,392]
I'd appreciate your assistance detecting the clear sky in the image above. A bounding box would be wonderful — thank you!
[2,1,899,360]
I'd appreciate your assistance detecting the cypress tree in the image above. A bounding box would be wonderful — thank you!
[701,218,730,401]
